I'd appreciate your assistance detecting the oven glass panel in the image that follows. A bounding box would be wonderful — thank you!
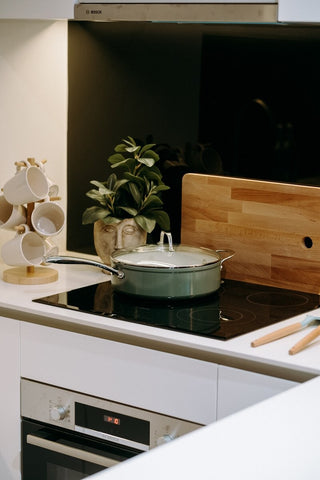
[22,419,138,480]
[33,279,320,340]
[47,463,90,480]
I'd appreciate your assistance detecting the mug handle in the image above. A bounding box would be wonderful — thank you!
[15,223,30,234]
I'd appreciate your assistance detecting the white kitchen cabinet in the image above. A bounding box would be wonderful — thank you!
[20,322,218,425]
[0,317,20,480]
[0,0,74,19]
[278,0,320,22]
[19,323,303,428]
[217,365,298,420]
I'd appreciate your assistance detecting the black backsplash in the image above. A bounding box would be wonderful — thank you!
[199,29,320,183]
[67,22,320,253]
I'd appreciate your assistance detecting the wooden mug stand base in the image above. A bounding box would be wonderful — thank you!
[3,266,58,285]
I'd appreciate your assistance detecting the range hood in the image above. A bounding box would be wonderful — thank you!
[74,2,278,23]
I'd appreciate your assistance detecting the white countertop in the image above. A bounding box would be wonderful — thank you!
[89,375,320,480]
[0,258,319,379]
[1,258,320,479]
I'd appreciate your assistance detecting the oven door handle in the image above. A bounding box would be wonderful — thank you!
[26,434,120,468]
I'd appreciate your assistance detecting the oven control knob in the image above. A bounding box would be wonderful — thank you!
[157,434,175,446]
[50,406,67,421]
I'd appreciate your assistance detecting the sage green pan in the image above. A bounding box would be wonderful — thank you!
[45,232,234,300]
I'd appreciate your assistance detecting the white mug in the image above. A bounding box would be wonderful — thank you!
[3,164,49,205]
[0,195,26,230]
[1,225,46,266]
[33,159,59,198]
[31,201,65,237]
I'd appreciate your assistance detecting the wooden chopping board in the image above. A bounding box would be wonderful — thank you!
[181,174,320,294]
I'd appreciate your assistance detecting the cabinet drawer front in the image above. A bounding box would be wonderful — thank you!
[21,323,217,424]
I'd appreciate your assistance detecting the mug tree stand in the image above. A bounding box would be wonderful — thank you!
[3,200,58,285]
[3,265,58,285]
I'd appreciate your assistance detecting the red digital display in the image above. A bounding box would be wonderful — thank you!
[104,415,120,425]
[76,402,149,444]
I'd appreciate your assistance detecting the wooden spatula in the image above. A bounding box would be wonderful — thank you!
[251,314,319,348]
[289,325,320,355]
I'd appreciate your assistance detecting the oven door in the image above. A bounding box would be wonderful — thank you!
[22,419,139,480]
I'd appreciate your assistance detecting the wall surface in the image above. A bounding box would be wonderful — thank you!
[67,22,320,254]
[0,19,68,252]
[67,21,203,252]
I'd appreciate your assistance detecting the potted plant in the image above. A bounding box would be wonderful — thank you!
[82,136,171,263]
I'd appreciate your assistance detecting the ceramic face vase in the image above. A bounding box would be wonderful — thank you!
[94,218,147,266]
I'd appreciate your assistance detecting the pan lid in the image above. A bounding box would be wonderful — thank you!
[110,244,222,269]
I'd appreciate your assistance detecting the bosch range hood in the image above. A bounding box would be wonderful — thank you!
[74,2,278,23]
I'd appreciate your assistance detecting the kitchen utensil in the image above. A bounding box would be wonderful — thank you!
[289,323,320,355]
[251,314,319,347]
[44,232,234,300]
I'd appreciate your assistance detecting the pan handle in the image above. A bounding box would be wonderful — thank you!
[44,255,125,279]
[216,249,235,265]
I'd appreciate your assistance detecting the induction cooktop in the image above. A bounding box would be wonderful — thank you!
[33,280,320,340]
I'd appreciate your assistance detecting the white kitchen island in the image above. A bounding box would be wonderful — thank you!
[0,258,320,479]
[89,375,320,480]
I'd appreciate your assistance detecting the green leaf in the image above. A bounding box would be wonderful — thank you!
[125,145,140,153]
[154,184,170,193]
[108,153,125,164]
[139,164,163,179]
[106,173,117,190]
[101,216,122,225]
[119,206,138,216]
[94,186,114,197]
[141,195,163,210]
[114,178,129,191]
[141,149,159,161]
[125,136,136,146]
[128,182,142,204]
[110,157,134,169]
[114,143,128,153]
[123,172,145,188]
[152,210,171,232]
[82,206,111,225]
[125,158,136,172]
[140,169,162,183]
[86,192,105,206]
[140,143,156,156]
[138,157,156,168]
[89,180,110,190]
[135,215,156,233]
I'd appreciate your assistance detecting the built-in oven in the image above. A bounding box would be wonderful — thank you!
[21,378,201,480]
